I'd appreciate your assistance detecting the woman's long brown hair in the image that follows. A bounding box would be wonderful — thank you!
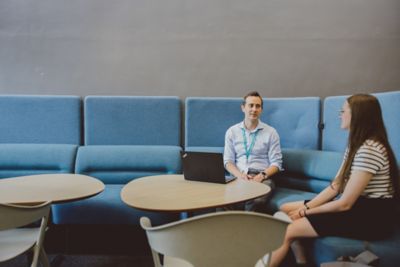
[335,94,399,197]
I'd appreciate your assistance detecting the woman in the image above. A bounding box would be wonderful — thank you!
[270,94,399,267]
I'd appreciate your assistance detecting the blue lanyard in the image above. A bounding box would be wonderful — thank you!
[241,128,259,161]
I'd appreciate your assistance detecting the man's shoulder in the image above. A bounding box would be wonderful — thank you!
[227,122,243,132]
[258,121,278,133]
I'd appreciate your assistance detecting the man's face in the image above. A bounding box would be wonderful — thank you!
[241,96,263,122]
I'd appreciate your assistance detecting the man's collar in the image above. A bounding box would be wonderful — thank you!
[240,120,264,132]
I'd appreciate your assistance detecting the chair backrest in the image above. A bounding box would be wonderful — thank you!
[0,201,51,230]
[140,211,288,267]
[0,201,51,267]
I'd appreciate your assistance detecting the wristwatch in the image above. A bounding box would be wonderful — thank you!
[261,171,268,180]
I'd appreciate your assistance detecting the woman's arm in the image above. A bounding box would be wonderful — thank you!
[286,184,339,219]
[293,170,373,220]
[283,161,345,217]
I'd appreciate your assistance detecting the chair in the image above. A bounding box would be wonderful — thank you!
[140,211,289,267]
[0,201,51,267]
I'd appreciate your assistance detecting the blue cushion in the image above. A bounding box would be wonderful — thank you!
[185,97,320,150]
[185,97,242,148]
[267,187,317,212]
[0,144,78,178]
[375,91,400,162]
[322,91,400,162]
[281,149,342,181]
[0,95,81,144]
[84,96,181,145]
[185,146,224,153]
[51,184,180,225]
[263,97,320,149]
[75,145,182,184]
[322,95,349,152]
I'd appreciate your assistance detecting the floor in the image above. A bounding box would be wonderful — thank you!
[0,223,300,267]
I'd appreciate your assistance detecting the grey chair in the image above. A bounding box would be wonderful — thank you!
[140,211,289,267]
[0,201,51,267]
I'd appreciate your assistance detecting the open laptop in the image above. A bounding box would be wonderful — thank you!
[181,151,236,184]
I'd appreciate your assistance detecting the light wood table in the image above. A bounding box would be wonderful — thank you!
[121,174,270,212]
[0,173,105,204]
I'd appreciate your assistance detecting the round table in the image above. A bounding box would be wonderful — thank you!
[0,173,105,204]
[121,174,271,212]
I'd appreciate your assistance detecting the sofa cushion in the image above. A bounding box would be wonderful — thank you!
[274,149,343,193]
[185,146,224,153]
[322,91,400,163]
[75,145,182,184]
[267,187,317,212]
[0,144,78,178]
[84,96,181,146]
[0,95,81,144]
[51,184,180,225]
[185,97,321,150]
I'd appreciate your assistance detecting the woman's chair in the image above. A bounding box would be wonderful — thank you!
[140,211,289,267]
[0,201,51,267]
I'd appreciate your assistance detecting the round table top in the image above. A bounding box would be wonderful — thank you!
[121,174,271,212]
[0,173,105,204]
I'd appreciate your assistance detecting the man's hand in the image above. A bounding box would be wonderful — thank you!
[239,173,253,180]
[251,173,265,183]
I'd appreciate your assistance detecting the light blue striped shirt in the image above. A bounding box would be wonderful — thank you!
[224,120,283,174]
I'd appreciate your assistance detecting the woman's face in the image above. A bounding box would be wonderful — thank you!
[340,101,351,130]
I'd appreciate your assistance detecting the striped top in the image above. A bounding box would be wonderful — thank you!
[345,140,393,198]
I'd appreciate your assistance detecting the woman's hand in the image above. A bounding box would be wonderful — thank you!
[288,207,306,221]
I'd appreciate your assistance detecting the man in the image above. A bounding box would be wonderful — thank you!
[224,91,282,212]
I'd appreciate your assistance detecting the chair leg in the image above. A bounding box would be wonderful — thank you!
[30,245,40,267]
[40,247,50,267]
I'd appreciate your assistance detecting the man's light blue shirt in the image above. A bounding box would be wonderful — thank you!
[223,120,283,174]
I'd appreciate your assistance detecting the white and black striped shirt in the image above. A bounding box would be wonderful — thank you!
[346,140,393,198]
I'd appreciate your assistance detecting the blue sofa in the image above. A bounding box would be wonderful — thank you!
[1,92,398,266]
[185,92,400,267]
[52,96,182,225]
[0,95,80,178]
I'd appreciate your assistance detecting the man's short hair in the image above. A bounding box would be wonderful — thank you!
[243,91,263,108]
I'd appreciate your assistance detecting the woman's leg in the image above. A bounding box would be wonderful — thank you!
[269,218,318,267]
[279,200,304,214]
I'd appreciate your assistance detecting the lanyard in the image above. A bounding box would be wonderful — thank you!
[241,128,259,161]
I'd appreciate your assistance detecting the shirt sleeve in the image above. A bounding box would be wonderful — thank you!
[268,129,283,170]
[223,128,236,167]
[351,144,385,175]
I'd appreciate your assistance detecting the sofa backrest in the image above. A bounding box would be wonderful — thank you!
[84,96,181,145]
[275,148,343,193]
[322,91,400,162]
[185,97,320,151]
[0,95,82,144]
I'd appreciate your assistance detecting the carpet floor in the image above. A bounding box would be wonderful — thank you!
[0,254,154,267]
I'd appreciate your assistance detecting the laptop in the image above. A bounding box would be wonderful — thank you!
[181,151,236,184]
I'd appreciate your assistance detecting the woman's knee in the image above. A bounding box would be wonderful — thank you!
[279,202,291,212]
[280,201,301,213]
[286,219,318,241]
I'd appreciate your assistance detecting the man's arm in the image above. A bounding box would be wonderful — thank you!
[252,165,279,182]
[251,129,282,182]
[225,161,251,180]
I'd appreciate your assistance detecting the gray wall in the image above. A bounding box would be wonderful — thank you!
[1,0,399,98]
